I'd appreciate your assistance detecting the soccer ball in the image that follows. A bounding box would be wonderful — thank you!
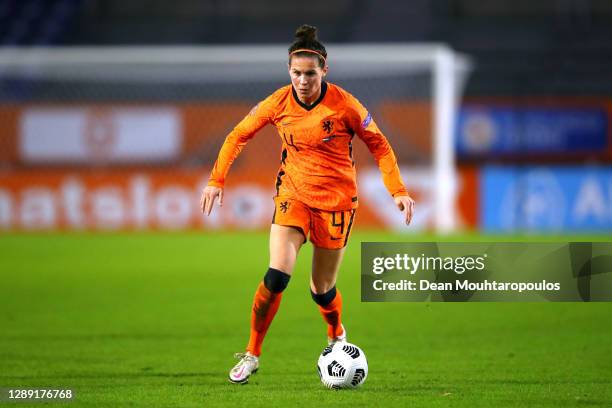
[316,342,368,389]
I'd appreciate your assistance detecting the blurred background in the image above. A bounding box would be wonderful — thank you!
[1,0,612,234]
[2,3,612,406]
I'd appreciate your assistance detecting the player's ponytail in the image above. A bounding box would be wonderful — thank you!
[289,24,327,68]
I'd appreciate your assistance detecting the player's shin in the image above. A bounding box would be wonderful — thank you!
[311,286,344,339]
[246,268,291,356]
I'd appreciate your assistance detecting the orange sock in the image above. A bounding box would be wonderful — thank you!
[246,282,282,357]
[317,288,343,339]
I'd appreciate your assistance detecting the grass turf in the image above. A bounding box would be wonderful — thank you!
[1,231,611,407]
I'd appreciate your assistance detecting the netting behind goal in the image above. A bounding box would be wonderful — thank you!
[0,45,470,232]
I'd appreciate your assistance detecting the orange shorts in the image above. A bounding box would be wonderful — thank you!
[272,196,356,250]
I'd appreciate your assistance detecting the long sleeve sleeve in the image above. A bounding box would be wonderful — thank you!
[345,94,409,197]
[208,100,273,188]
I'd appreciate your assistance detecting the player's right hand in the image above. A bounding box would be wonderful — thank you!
[201,185,224,216]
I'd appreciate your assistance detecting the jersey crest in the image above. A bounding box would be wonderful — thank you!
[322,119,334,134]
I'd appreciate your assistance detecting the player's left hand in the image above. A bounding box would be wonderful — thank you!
[200,185,224,216]
[394,194,415,226]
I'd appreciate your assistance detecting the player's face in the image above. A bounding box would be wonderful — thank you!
[288,56,328,104]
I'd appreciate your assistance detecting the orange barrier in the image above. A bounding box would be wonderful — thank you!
[0,167,478,231]
[0,101,477,231]
[0,105,18,165]
[0,101,433,167]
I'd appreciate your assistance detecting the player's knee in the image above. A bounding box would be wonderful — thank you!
[263,267,291,293]
[311,286,337,306]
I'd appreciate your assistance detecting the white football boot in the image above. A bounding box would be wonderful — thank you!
[228,352,259,384]
[327,324,347,345]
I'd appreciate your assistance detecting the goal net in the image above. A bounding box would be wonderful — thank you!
[0,45,470,232]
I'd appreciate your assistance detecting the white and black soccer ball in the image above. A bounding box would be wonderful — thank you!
[317,342,368,389]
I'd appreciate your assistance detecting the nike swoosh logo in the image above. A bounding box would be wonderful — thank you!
[330,237,342,240]
[232,366,245,379]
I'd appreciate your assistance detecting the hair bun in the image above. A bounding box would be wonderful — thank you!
[295,25,317,42]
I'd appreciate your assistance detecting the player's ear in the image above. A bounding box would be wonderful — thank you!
[322,65,329,77]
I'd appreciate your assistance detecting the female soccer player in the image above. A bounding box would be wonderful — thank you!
[200,24,415,384]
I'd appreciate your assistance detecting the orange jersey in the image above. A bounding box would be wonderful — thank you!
[208,81,408,211]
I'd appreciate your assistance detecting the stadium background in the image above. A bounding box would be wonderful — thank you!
[1,1,611,407]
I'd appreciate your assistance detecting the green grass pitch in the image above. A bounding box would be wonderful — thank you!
[1,231,612,407]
